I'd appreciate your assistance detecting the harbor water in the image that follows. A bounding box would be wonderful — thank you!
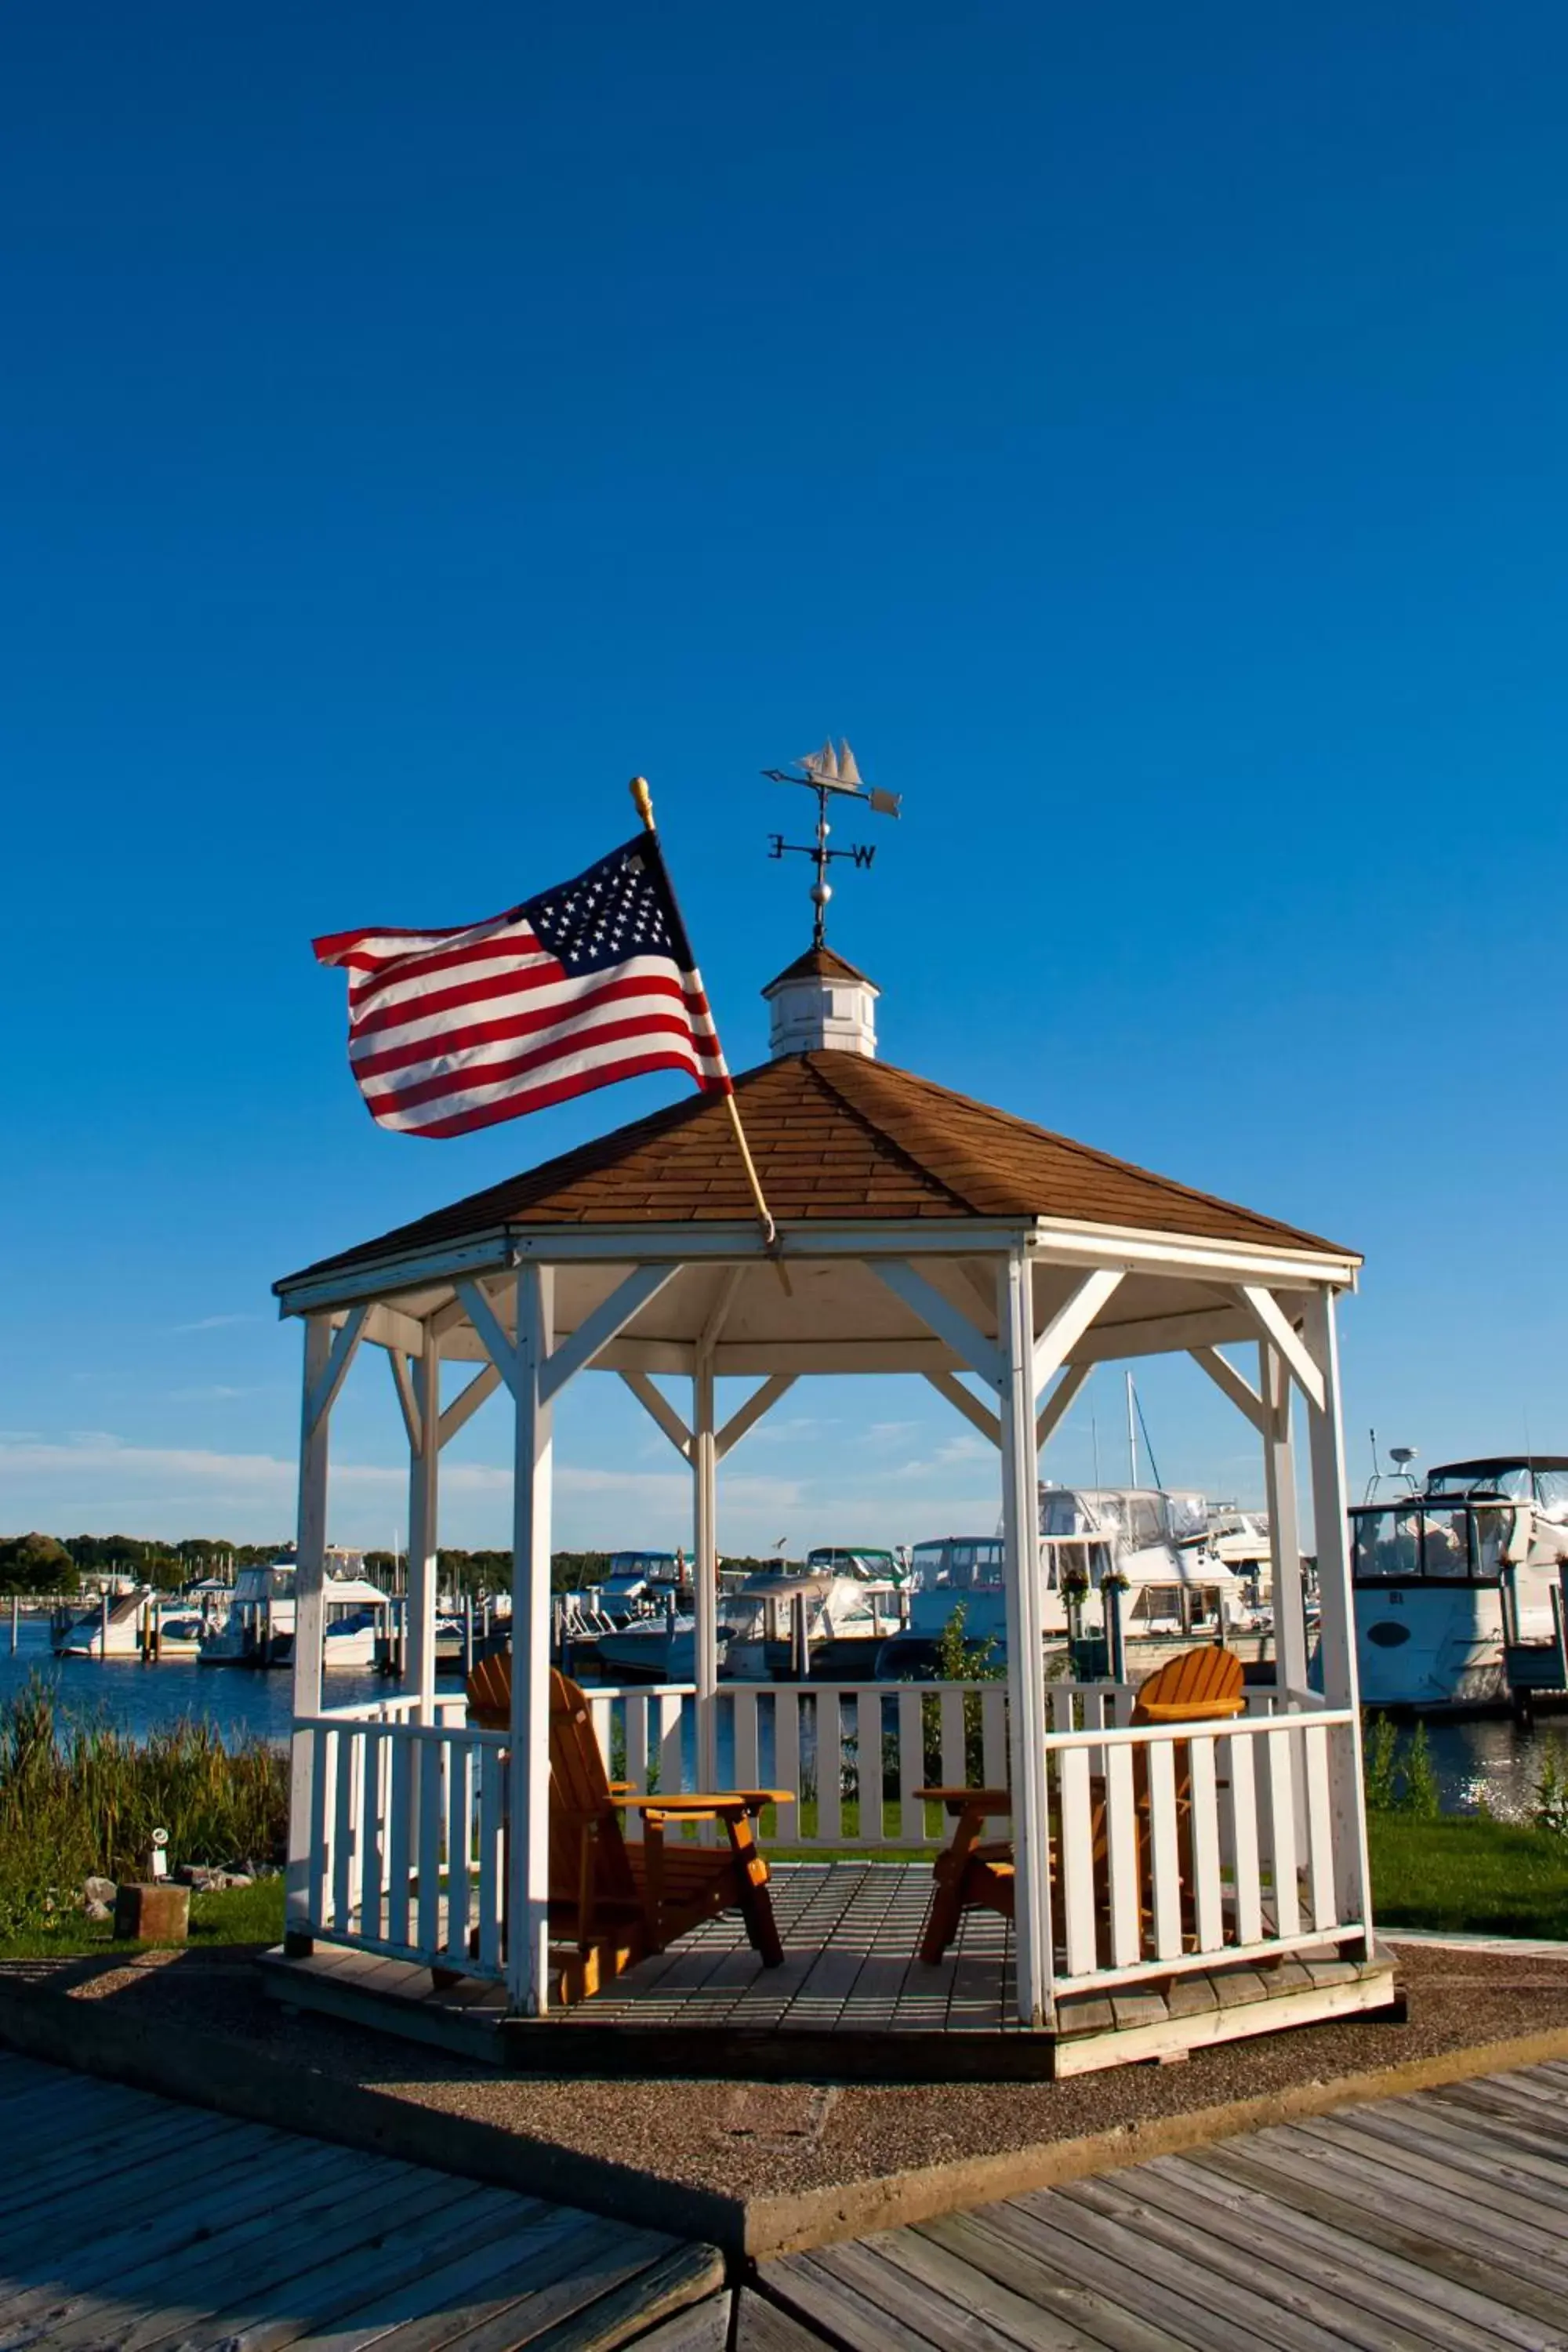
[2,1613,1563,1821]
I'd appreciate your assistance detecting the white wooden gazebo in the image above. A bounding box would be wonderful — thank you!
[270,948,1390,2071]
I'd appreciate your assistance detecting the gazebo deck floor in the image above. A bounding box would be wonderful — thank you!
[265,1864,1399,2079]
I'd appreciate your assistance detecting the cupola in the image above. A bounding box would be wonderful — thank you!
[761,945,880,1059]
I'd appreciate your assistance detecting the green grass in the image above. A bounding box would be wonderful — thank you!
[0,1875,285,1961]
[1368,1810,1568,1939]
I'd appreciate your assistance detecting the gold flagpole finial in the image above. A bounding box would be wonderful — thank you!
[629,775,655,833]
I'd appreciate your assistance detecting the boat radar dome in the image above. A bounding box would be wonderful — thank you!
[761,945,880,1059]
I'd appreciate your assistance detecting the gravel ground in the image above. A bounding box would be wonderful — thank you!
[7,1940,1568,2205]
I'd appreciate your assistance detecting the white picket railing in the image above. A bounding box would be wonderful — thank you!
[296,1676,1365,1996]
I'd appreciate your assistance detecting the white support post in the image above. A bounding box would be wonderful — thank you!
[998,1245,1054,2030]
[693,1347,719,1793]
[286,1314,332,1955]
[406,1321,440,1726]
[1259,1343,1307,1694]
[507,1265,555,2015]
[1301,1289,1374,1953]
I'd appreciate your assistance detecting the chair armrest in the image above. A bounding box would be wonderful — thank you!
[915,1786,1012,1818]
[609,1790,792,1818]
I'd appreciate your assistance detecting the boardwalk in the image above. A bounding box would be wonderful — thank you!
[757,2057,1568,2349]
[0,2051,720,2352]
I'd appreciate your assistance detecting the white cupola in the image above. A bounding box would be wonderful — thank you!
[761,946,880,1059]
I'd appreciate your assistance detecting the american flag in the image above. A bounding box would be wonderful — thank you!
[314,833,731,1138]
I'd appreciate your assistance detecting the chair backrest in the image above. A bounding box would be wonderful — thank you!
[464,1654,638,1910]
[1131,1644,1245,1724]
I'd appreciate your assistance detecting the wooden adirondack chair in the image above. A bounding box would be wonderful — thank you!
[916,1645,1246,1965]
[467,1657,791,2005]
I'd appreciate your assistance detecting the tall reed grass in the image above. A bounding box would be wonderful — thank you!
[0,1676,288,1939]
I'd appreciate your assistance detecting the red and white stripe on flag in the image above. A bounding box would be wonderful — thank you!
[313,834,731,1139]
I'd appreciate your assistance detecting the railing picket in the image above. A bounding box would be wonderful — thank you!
[1265,1724,1301,1938]
[898,1689,925,1842]
[445,1734,471,1965]
[1304,1722,1337,1930]
[309,1726,332,1932]
[658,1693,684,1798]
[624,1691,648,1795]
[1145,1737,1182,1962]
[1103,1740,1139,1968]
[590,1694,613,1778]
[1058,1744,1097,1974]
[417,1725,445,1960]
[358,1726,384,1945]
[817,1691,843,1844]
[386,1733,412,1946]
[332,1728,357,1935]
[477,1740,504,1972]
[982,1686,1007,1792]
[775,1690,800,1842]
[856,1690,883,1846]
[938,1689,965,1791]
[1186,1734,1224,1952]
[1225,1730,1262,1946]
[733,1686,759,1792]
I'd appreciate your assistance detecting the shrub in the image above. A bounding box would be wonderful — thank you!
[0,1676,288,1944]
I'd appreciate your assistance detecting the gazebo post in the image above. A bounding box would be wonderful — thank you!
[508,1265,556,2015]
[692,1345,719,1794]
[998,1244,1054,2030]
[406,1319,441,1726]
[1258,1341,1306,1695]
[1302,1289,1374,1951]
[285,1312,333,1956]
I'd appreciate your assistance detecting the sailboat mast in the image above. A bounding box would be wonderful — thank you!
[1126,1370,1138,1487]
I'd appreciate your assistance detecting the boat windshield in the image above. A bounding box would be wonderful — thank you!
[1350,1504,1499,1581]
[1425,1466,1533,1502]
[909,1540,1004,1592]
[806,1547,896,1579]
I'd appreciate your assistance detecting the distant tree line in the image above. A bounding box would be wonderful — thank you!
[0,1534,797,1599]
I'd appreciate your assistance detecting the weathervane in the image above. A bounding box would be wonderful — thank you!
[762,739,900,947]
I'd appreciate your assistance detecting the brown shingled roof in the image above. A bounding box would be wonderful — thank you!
[278,1051,1354,1290]
[762,945,877,993]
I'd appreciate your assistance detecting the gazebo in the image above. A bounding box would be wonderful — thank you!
[268,946,1392,2074]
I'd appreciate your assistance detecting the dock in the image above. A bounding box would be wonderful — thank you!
[0,2049,721,2351]
[13,2037,1568,2347]
[757,2056,1568,2347]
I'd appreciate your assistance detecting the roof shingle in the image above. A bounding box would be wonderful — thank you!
[278,1052,1356,1290]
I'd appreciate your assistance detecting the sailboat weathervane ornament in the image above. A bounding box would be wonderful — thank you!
[762,739,900,947]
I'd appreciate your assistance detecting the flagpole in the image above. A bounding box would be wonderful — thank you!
[629,777,786,1265]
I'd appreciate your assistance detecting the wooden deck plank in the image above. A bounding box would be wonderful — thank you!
[270,2209,670,2352]
[346,2218,666,2352]
[28,2172,498,2351]
[1319,2100,1568,2222]
[1004,2188,1349,2351]
[1247,2119,1568,2275]
[767,2245,989,2352]
[1131,2155,1544,2352]
[1062,2169,1467,2352]
[915,2209,1196,2352]
[0,2103,251,2218]
[851,2220,1135,2350]
[1185,2143,1568,2333]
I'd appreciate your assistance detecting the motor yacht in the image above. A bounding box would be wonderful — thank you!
[1352,1456,1568,1710]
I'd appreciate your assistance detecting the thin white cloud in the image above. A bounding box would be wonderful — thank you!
[169,1313,260,1334]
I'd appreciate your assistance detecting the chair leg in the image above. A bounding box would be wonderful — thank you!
[920,1862,965,1965]
[728,1817,784,1966]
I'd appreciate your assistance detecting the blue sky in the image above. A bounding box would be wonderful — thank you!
[3,3,1565,1553]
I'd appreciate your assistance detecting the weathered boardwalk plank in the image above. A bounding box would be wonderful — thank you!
[0,2055,722,2352]
[761,2059,1568,2349]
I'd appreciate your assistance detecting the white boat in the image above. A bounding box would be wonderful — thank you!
[199,1554,389,1668]
[804,1544,905,1584]
[877,1488,1245,1678]
[596,1551,684,1625]
[55,1586,154,1658]
[720,1570,905,1680]
[1352,1456,1568,1710]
